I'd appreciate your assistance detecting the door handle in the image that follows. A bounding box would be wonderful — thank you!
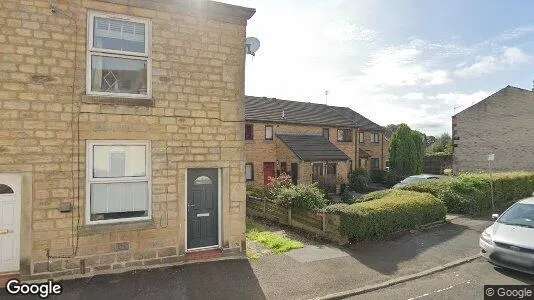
[0,229,12,235]
[187,203,195,212]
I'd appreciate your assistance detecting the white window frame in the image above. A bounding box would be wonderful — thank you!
[265,125,273,140]
[245,163,254,181]
[86,11,152,99]
[85,140,152,225]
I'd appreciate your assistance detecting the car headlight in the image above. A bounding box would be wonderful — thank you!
[480,230,493,244]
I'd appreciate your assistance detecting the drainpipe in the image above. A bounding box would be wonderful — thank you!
[355,128,359,170]
[381,132,384,170]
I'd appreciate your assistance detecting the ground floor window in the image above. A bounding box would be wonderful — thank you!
[371,158,380,169]
[312,162,324,180]
[245,163,254,181]
[86,140,151,224]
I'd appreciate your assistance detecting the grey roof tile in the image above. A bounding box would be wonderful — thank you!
[245,96,384,131]
[277,133,351,161]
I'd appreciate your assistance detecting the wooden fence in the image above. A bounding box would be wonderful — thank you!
[246,196,348,245]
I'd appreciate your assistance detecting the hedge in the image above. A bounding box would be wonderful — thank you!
[402,172,534,215]
[324,190,446,240]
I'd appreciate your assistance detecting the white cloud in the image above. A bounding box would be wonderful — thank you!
[503,47,530,64]
[321,21,377,42]
[354,46,451,89]
[454,47,531,78]
[494,26,534,43]
[428,90,492,109]
[401,92,425,100]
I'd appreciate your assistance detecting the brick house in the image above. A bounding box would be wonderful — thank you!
[244,96,388,187]
[452,85,534,172]
[0,0,255,280]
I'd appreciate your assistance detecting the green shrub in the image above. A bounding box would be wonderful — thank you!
[274,183,327,211]
[402,172,534,215]
[315,177,336,196]
[369,170,386,183]
[266,173,293,199]
[384,171,405,187]
[246,181,266,198]
[348,169,370,192]
[340,189,362,204]
[325,190,446,240]
[361,189,393,202]
[443,168,453,176]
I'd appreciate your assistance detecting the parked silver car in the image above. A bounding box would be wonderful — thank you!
[479,197,534,274]
[392,174,445,189]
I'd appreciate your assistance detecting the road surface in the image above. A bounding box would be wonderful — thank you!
[351,258,534,300]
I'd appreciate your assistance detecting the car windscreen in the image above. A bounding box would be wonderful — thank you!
[498,203,534,228]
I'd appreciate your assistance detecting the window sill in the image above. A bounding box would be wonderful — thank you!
[78,219,156,236]
[82,95,155,107]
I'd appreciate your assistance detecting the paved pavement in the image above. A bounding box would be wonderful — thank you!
[249,216,493,299]
[0,216,497,300]
[349,258,534,300]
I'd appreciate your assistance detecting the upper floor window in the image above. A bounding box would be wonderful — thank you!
[245,124,253,140]
[371,133,380,143]
[358,132,364,143]
[322,128,329,139]
[265,125,273,140]
[87,12,151,98]
[337,129,352,142]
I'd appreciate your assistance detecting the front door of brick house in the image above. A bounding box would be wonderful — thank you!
[187,169,218,250]
[290,163,298,185]
[263,162,275,185]
[0,174,21,273]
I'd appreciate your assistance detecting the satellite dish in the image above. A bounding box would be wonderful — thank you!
[245,37,260,56]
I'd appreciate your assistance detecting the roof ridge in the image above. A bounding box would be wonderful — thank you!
[244,95,384,130]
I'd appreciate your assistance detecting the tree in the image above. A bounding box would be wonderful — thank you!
[426,133,453,154]
[388,124,424,176]
[385,124,400,139]
[424,135,436,147]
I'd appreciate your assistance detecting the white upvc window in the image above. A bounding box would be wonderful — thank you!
[87,11,151,98]
[86,140,151,224]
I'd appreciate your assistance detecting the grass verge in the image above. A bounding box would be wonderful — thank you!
[246,218,304,254]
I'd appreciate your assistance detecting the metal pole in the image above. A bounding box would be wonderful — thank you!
[489,160,494,212]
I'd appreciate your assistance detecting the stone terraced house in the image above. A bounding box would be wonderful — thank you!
[0,0,255,281]
[244,96,388,187]
[453,85,534,172]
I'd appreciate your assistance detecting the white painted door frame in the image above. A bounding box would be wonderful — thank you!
[0,173,21,273]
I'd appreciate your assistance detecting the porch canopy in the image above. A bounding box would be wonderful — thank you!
[277,133,350,161]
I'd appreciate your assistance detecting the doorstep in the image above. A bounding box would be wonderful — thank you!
[0,272,19,288]
[185,248,222,262]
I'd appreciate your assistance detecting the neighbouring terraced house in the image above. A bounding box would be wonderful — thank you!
[0,0,255,281]
[244,96,389,187]
[453,85,534,172]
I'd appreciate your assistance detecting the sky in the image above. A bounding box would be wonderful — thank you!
[220,0,534,136]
